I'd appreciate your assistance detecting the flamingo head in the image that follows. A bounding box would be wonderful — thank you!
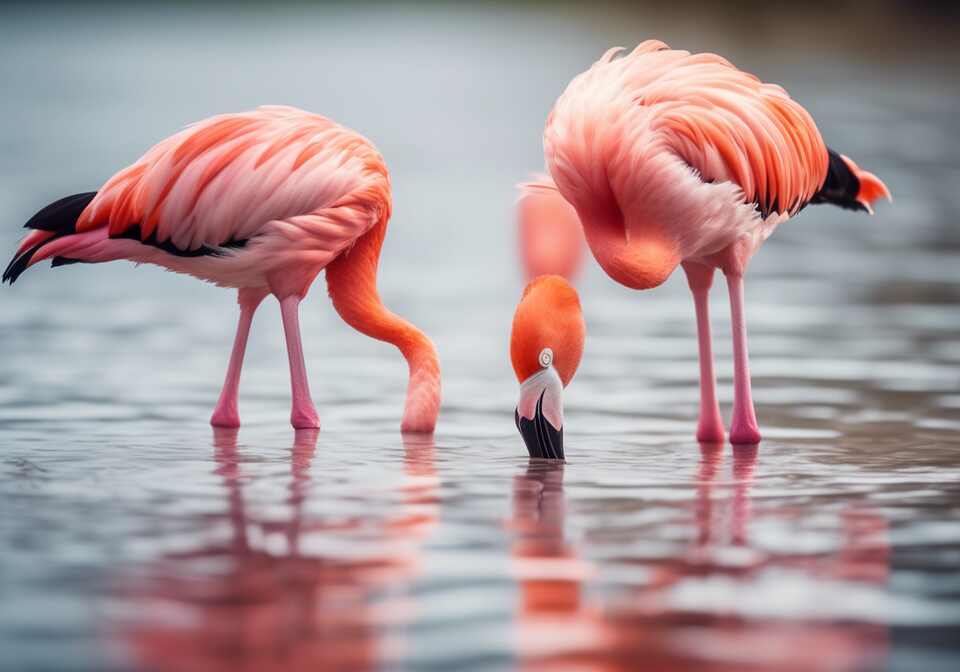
[510,275,585,460]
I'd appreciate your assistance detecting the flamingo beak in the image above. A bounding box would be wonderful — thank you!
[515,366,565,460]
[515,393,564,460]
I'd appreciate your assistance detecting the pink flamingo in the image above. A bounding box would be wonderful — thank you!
[516,174,585,282]
[511,275,586,460]
[534,40,891,445]
[3,106,441,432]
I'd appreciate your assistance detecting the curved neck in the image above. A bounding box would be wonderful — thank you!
[578,203,679,291]
[518,366,564,430]
[326,216,441,434]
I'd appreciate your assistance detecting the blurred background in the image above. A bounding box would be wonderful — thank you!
[1,2,958,671]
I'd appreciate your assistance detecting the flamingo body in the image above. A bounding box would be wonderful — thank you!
[13,106,387,288]
[5,106,441,432]
[538,41,890,444]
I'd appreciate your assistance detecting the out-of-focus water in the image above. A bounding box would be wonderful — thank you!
[1,3,959,671]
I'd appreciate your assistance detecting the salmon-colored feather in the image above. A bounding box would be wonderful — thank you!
[74,107,380,259]
[15,230,55,257]
[188,137,261,214]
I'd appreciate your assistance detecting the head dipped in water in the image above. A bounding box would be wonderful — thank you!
[510,275,585,460]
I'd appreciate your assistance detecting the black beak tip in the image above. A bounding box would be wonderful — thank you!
[515,392,564,461]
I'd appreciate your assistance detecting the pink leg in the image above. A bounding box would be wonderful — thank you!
[210,287,268,428]
[278,294,320,429]
[725,273,761,445]
[683,262,725,443]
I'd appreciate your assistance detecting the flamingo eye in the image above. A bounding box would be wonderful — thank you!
[538,348,553,368]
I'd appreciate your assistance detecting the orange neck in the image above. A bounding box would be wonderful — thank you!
[326,215,441,433]
[579,204,679,290]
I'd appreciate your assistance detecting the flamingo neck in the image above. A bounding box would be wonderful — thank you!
[394,325,442,434]
[325,215,441,434]
[579,203,680,290]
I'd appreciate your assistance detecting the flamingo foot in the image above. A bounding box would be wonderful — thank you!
[210,404,241,428]
[401,415,436,434]
[290,405,320,430]
[729,421,761,446]
[696,414,726,444]
[723,270,761,447]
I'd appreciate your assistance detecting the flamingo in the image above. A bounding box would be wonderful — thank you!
[511,275,585,460]
[533,40,891,445]
[3,106,441,432]
[516,174,585,282]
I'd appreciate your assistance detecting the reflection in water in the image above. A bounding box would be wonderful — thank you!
[2,3,958,669]
[511,449,892,671]
[117,429,438,671]
[694,444,755,548]
[510,460,610,665]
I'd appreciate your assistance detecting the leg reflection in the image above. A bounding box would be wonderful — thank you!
[117,429,438,672]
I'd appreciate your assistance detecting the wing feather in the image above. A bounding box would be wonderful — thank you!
[572,42,828,217]
[75,107,386,255]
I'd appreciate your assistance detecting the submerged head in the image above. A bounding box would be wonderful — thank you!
[510,275,585,460]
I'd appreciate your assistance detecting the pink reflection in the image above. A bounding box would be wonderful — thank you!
[511,449,892,672]
[510,460,614,669]
[694,444,756,549]
[115,429,438,671]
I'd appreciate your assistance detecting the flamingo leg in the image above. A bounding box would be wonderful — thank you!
[682,262,725,443]
[210,287,269,428]
[277,294,320,429]
[725,273,762,444]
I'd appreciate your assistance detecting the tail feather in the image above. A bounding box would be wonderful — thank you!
[4,192,96,284]
[23,192,97,232]
[3,240,45,284]
[810,149,891,215]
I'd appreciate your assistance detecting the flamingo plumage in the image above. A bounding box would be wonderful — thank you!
[535,40,891,445]
[3,106,441,432]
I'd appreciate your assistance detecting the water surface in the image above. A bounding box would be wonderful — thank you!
[1,3,959,671]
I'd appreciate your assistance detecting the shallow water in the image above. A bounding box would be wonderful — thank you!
[1,3,959,671]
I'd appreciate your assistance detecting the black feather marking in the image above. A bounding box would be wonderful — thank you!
[24,192,97,232]
[51,257,86,268]
[2,242,45,284]
[5,190,250,286]
[809,148,867,213]
[5,191,97,285]
[749,148,868,218]
[110,224,248,258]
[752,194,784,220]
